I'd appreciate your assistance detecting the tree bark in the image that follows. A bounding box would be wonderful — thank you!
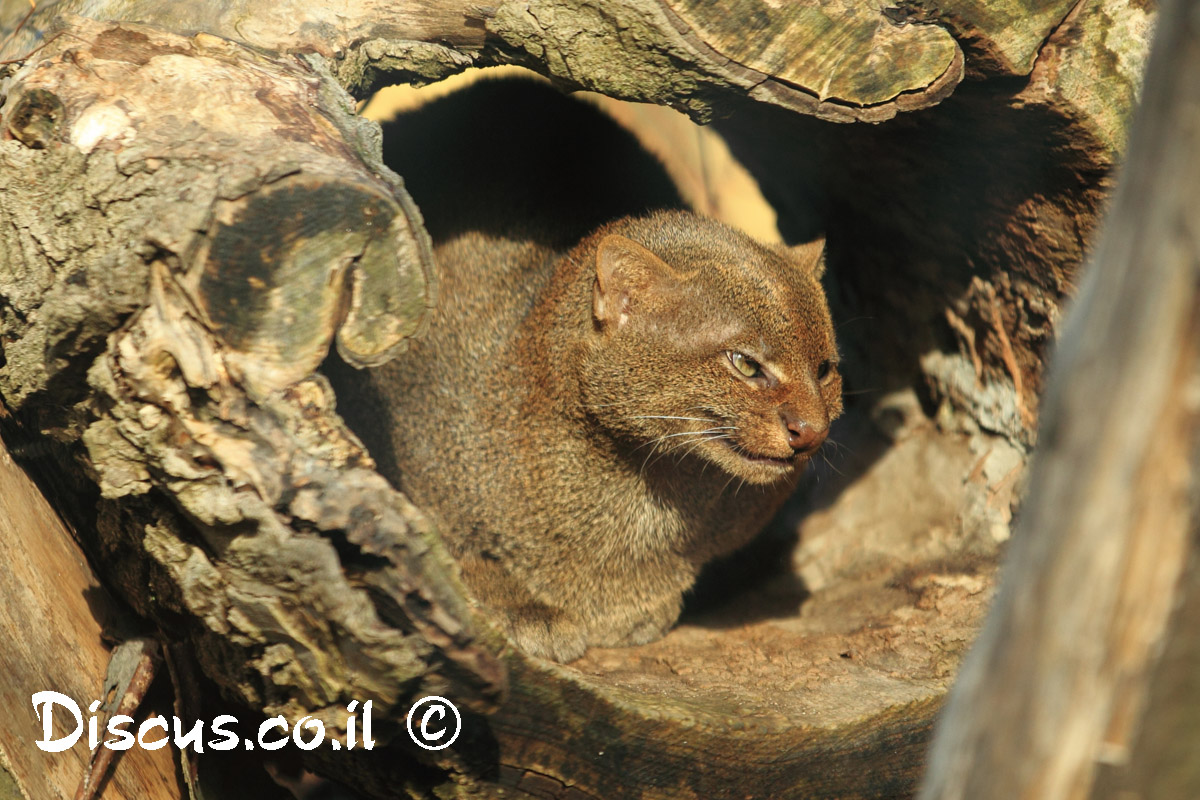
[0,1,1158,798]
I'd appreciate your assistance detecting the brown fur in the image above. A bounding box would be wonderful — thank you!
[333,210,842,662]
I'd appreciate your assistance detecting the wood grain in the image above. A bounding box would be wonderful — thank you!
[0,436,179,800]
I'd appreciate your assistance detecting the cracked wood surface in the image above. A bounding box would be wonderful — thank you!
[4,0,957,122]
[664,0,962,109]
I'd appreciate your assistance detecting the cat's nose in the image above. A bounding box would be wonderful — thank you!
[781,414,825,455]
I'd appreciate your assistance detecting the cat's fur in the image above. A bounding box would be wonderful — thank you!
[329,81,842,662]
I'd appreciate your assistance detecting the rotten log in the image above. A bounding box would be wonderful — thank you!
[0,1,1154,798]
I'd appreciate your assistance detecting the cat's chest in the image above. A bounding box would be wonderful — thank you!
[576,442,773,556]
[482,397,787,561]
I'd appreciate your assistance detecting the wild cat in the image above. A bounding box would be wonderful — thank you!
[329,82,841,661]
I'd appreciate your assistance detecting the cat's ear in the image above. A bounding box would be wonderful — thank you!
[787,237,826,279]
[593,234,683,330]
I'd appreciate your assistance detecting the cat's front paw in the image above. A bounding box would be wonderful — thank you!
[503,606,588,663]
[588,593,682,649]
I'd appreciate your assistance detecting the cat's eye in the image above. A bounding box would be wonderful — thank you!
[817,359,835,381]
[728,351,762,379]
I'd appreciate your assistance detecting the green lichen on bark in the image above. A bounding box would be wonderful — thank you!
[667,0,960,106]
[1022,0,1155,158]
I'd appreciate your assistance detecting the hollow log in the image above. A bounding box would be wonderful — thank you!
[0,1,1156,798]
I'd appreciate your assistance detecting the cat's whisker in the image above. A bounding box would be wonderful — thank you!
[633,427,737,454]
[682,432,737,473]
[836,315,874,330]
[638,430,702,475]
[668,432,734,464]
[823,437,857,459]
[639,448,659,478]
[640,428,735,474]
[678,431,734,446]
[630,415,721,424]
[660,429,735,452]
[816,444,848,478]
[644,444,686,476]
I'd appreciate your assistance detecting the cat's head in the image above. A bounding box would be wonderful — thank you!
[579,212,842,486]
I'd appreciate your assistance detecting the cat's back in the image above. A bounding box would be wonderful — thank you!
[378,77,686,386]
[330,78,683,493]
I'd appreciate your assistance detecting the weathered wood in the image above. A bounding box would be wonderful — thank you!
[665,0,961,107]
[0,1,486,84]
[1,0,963,123]
[486,0,963,123]
[1092,536,1200,800]
[918,0,1200,794]
[0,8,503,760]
[911,0,1079,76]
[0,21,437,399]
[0,433,180,800]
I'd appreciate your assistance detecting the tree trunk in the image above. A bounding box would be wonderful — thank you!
[0,1,1157,798]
